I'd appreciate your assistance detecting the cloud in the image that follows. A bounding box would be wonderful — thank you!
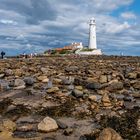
[121,12,136,19]
[0,19,17,25]
[0,0,139,56]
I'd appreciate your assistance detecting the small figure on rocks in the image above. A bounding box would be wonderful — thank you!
[1,51,6,59]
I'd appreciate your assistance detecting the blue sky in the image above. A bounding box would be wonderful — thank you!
[0,0,140,56]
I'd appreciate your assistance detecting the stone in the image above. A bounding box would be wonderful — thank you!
[97,128,123,140]
[75,86,83,90]
[53,78,62,84]
[5,69,13,76]
[67,85,75,90]
[16,124,34,132]
[14,85,26,90]
[38,117,58,132]
[14,69,23,77]
[63,128,73,136]
[40,67,48,74]
[47,87,59,93]
[72,89,83,98]
[16,116,35,124]
[88,95,97,101]
[102,93,112,107]
[56,120,68,129]
[24,77,35,86]
[137,119,140,131]
[0,80,10,91]
[99,75,108,83]
[65,66,78,72]
[14,79,25,87]
[61,76,74,85]
[0,73,5,78]
[37,76,49,83]
[0,119,16,132]
[108,81,123,91]
[132,92,140,98]
[86,82,101,90]
[127,72,137,79]
[133,81,140,90]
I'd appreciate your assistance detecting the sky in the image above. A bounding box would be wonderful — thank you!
[0,0,140,56]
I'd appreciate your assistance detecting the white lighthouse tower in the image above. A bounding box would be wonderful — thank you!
[89,18,97,49]
[75,17,102,55]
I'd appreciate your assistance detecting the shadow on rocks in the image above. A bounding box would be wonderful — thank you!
[99,107,140,140]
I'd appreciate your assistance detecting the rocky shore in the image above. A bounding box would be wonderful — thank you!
[0,56,140,140]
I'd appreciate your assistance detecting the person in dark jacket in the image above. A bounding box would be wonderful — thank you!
[1,51,5,59]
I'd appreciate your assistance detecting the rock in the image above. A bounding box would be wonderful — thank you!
[89,95,97,101]
[61,76,74,85]
[56,120,68,129]
[132,92,140,98]
[16,116,35,124]
[24,77,35,86]
[75,86,83,90]
[0,80,10,91]
[63,128,73,136]
[99,75,108,83]
[107,81,123,91]
[14,85,26,90]
[38,117,58,132]
[0,73,5,78]
[16,124,34,132]
[53,78,62,84]
[102,93,112,107]
[72,89,83,98]
[97,128,123,140]
[67,85,75,90]
[0,119,16,132]
[37,76,49,83]
[137,119,140,131]
[14,79,25,87]
[5,69,13,76]
[65,66,78,72]
[40,67,48,74]
[74,78,87,86]
[127,72,137,79]
[133,81,140,90]
[86,82,101,90]
[47,87,59,93]
[14,69,23,77]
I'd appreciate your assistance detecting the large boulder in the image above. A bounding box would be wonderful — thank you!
[38,117,58,132]
[97,128,123,140]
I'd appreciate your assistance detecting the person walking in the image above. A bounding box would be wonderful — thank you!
[1,51,5,59]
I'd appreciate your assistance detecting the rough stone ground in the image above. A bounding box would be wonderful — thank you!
[0,55,140,140]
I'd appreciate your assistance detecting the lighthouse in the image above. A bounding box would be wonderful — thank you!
[89,18,97,49]
[75,18,102,55]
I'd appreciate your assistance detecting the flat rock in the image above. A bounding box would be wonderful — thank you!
[14,79,25,87]
[72,89,83,98]
[97,128,123,140]
[86,82,101,90]
[38,117,58,132]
